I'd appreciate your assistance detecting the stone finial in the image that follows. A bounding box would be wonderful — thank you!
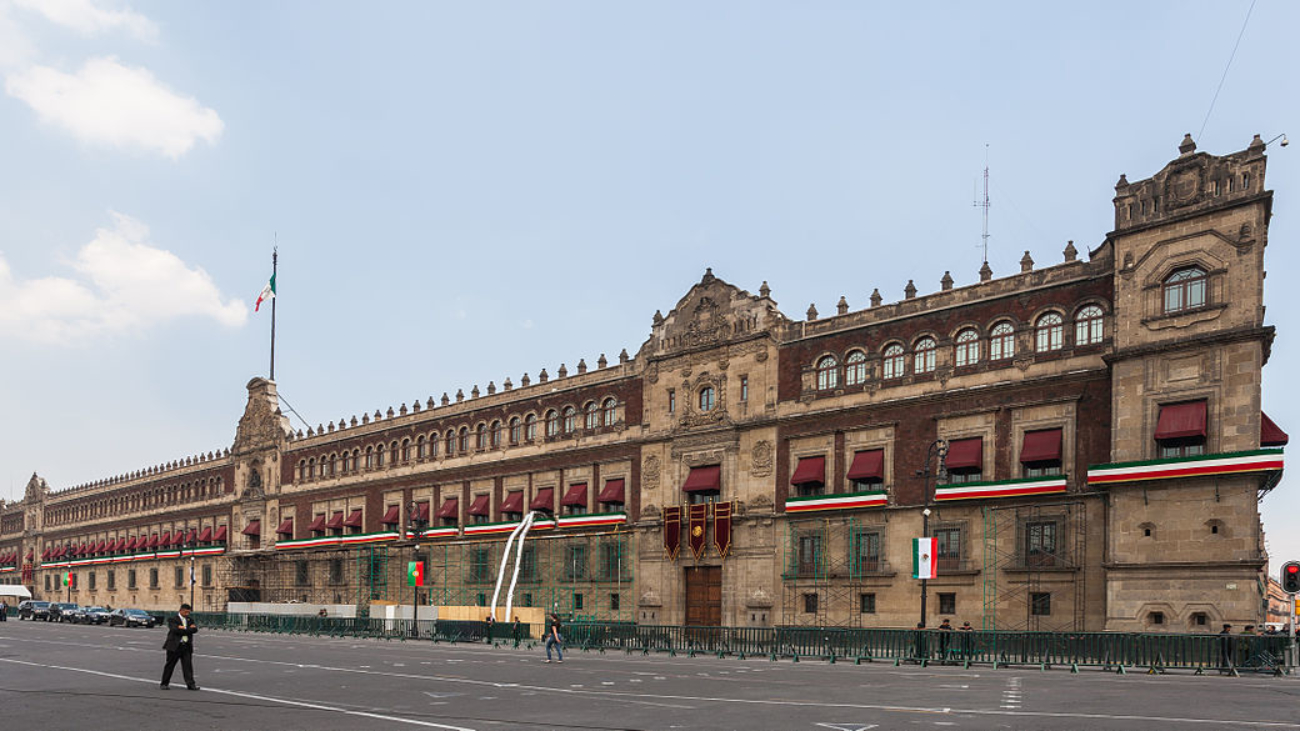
[487,381,496,395]
[557,363,568,378]
[362,412,370,424]
[441,393,450,406]
[412,400,421,412]
[470,385,480,399]
[307,426,315,436]
[806,303,818,321]
[455,389,464,402]
[702,267,715,283]
[904,280,917,299]
[870,288,882,307]
[1115,173,1129,191]
[296,429,304,438]
[597,353,608,369]
[1064,240,1078,262]
[521,373,531,387]
[1020,250,1034,273]
[979,260,992,282]
[328,421,335,432]
[374,409,383,419]
[759,281,771,298]
[350,415,358,426]
[1179,133,1196,155]
[619,348,629,363]
[577,359,587,374]
[940,271,954,291]
[426,397,435,409]
[653,310,664,326]
[539,369,549,383]
[400,403,408,416]
[504,377,513,390]
[836,296,848,315]
[386,407,395,418]
[1249,133,1266,152]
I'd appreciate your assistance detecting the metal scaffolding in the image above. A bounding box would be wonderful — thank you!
[780,515,888,627]
[981,500,1088,631]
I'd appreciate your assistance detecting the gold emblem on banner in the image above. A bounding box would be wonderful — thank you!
[691,526,703,537]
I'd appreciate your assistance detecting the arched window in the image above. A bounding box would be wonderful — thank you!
[389,441,398,465]
[429,434,439,458]
[844,350,867,386]
[1075,305,1104,345]
[490,420,502,448]
[475,423,486,450]
[914,337,936,374]
[364,447,374,470]
[416,435,426,460]
[699,386,715,411]
[601,398,617,427]
[990,322,1015,360]
[445,430,455,455]
[509,417,522,444]
[545,410,559,437]
[562,406,577,434]
[955,329,980,367]
[585,402,599,430]
[351,449,360,470]
[299,460,308,481]
[458,427,469,453]
[1035,313,1063,352]
[525,413,538,441]
[1164,267,1207,314]
[816,355,839,390]
[401,439,411,462]
[375,445,385,468]
[328,454,337,476]
[883,344,905,379]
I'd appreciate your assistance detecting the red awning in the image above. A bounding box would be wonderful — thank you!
[198,527,213,543]
[147,534,160,549]
[468,495,491,517]
[115,538,127,552]
[168,531,183,547]
[275,518,294,536]
[41,548,50,560]
[97,540,108,553]
[1020,428,1063,464]
[436,497,459,519]
[682,465,722,493]
[530,487,555,512]
[307,514,327,532]
[325,511,344,529]
[790,456,826,486]
[846,450,885,481]
[414,501,431,521]
[123,537,136,551]
[212,525,228,543]
[945,438,984,470]
[1262,412,1289,447]
[561,483,588,507]
[380,505,401,525]
[241,520,261,537]
[343,509,364,528]
[500,491,524,513]
[597,478,626,504]
[186,529,198,544]
[1155,400,1207,440]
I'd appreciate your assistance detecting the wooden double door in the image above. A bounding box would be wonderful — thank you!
[684,565,722,627]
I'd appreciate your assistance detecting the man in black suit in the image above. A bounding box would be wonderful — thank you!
[161,603,199,690]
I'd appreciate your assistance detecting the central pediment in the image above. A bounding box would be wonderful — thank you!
[640,269,788,359]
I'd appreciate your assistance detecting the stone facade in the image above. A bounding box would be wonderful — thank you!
[0,137,1284,632]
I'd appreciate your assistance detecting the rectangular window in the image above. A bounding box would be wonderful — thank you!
[107,570,116,590]
[476,592,487,607]
[522,592,533,608]
[202,565,212,587]
[295,560,310,586]
[797,534,823,577]
[938,592,956,615]
[149,568,159,589]
[519,545,537,582]
[174,566,184,588]
[599,542,624,581]
[574,593,584,611]
[803,592,819,614]
[850,530,881,575]
[935,528,961,570]
[471,548,492,582]
[45,575,51,591]
[668,389,676,414]
[740,376,749,402]
[1031,592,1051,616]
[860,593,876,614]
[564,545,588,581]
[1024,521,1058,567]
[610,593,620,611]
[88,572,96,590]
[328,559,343,584]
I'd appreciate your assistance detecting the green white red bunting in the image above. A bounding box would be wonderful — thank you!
[912,537,937,580]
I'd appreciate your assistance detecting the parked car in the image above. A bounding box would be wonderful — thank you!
[108,608,157,628]
[49,602,82,623]
[18,600,52,621]
[82,606,111,624]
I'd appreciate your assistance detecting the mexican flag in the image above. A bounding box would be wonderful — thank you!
[255,273,276,312]
[912,537,937,580]
[64,570,73,588]
[407,561,423,587]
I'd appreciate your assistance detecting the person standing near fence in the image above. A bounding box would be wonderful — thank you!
[512,615,523,648]
[1218,623,1234,673]
[161,603,200,690]
[544,612,564,663]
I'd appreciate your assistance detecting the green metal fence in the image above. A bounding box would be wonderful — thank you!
[166,612,1292,675]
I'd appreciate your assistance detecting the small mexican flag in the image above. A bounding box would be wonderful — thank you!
[255,273,276,312]
[64,570,73,588]
[912,537,937,580]
[407,561,424,587]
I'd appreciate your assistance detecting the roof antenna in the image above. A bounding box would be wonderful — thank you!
[973,144,991,264]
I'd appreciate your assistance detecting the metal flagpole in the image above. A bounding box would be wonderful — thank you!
[270,248,278,381]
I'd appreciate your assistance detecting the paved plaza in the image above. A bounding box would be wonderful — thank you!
[2,620,1298,731]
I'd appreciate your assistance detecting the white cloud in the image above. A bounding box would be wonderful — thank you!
[0,212,247,344]
[11,0,158,42]
[0,4,38,69]
[5,56,223,159]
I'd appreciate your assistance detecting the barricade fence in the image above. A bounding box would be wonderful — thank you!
[151,612,1293,675]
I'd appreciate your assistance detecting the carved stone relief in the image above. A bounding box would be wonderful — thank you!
[643,455,661,490]
[750,440,773,478]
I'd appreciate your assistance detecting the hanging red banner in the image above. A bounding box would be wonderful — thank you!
[713,501,732,558]
[663,506,681,560]
[688,503,708,560]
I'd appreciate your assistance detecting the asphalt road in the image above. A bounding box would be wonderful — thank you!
[2,619,1298,731]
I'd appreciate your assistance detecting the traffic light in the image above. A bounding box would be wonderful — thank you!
[1283,561,1300,594]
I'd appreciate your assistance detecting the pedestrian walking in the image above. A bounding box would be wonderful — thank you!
[484,614,495,644]
[1217,623,1234,673]
[0,601,7,621]
[512,615,523,647]
[161,603,200,690]
[544,612,564,663]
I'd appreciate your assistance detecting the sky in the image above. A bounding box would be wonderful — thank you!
[1,1,1297,574]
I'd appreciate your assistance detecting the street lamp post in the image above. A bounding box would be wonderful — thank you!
[408,501,424,637]
[916,439,949,629]
[187,532,196,610]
